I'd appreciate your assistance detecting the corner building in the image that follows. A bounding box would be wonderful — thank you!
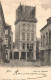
[15,4,37,60]
[40,17,51,65]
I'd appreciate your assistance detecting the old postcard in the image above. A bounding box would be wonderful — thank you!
[0,0,51,80]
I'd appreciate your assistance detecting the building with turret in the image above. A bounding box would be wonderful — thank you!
[14,4,37,60]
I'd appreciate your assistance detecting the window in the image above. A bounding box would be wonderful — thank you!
[31,33,34,41]
[10,36,11,42]
[0,17,1,20]
[27,24,30,31]
[5,38,8,47]
[31,44,33,49]
[46,32,48,45]
[27,44,29,49]
[27,33,30,40]
[22,43,25,49]
[23,24,25,30]
[41,36,42,47]
[43,34,45,46]
[49,31,51,44]
[10,44,11,49]
[5,29,8,35]
[22,32,25,40]
[31,24,34,31]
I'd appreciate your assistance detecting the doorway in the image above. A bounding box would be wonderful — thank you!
[14,52,19,59]
[21,52,26,59]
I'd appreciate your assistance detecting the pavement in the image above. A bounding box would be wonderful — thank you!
[0,59,46,67]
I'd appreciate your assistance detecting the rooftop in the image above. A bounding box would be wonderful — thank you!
[40,17,51,32]
[15,4,37,24]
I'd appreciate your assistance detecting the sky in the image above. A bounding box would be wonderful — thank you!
[0,0,51,42]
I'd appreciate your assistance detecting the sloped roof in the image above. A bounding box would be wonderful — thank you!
[15,4,37,24]
[40,23,51,32]
[40,17,51,32]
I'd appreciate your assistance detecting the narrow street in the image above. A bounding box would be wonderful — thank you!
[0,59,48,67]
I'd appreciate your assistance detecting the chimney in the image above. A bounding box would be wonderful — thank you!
[47,17,51,24]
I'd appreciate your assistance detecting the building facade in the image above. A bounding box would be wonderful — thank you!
[10,31,13,51]
[0,2,13,62]
[5,23,13,60]
[40,17,51,65]
[10,30,13,59]
[36,38,41,59]
[14,4,37,60]
[0,2,5,60]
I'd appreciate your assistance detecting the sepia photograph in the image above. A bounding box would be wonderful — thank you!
[0,0,51,80]
[0,0,51,67]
